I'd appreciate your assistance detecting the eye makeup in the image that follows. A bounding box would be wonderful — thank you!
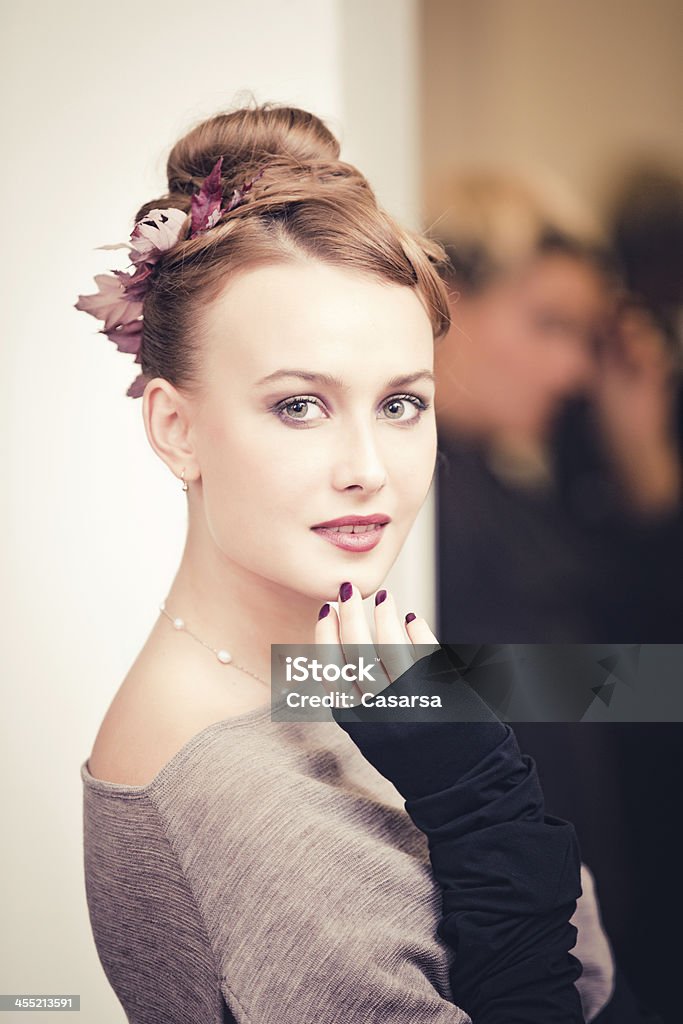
[271,393,431,428]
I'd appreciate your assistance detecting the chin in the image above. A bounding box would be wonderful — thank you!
[358,551,406,599]
[312,562,391,604]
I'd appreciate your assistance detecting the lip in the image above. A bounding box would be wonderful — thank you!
[311,521,388,552]
[310,514,391,528]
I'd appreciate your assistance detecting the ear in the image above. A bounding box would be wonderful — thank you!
[142,378,199,484]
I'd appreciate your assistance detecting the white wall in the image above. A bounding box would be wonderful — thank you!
[0,1,424,1018]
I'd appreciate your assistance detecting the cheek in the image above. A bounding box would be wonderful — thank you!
[201,426,325,540]
[390,424,437,502]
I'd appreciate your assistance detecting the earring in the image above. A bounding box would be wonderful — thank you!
[180,468,189,492]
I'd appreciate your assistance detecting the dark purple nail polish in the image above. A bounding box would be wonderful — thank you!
[318,603,330,620]
[375,589,387,606]
[405,612,416,624]
[339,581,353,602]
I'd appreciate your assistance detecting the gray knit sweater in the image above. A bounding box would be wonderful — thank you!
[81,703,614,1023]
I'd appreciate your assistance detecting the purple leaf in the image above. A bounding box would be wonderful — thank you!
[126,372,149,399]
[190,156,224,237]
[225,166,266,212]
[95,242,132,252]
[101,318,143,355]
[117,263,153,302]
[74,273,143,331]
[129,208,189,265]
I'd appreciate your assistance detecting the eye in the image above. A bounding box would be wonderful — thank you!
[271,392,431,428]
[382,394,430,425]
[532,312,575,336]
[273,395,326,425]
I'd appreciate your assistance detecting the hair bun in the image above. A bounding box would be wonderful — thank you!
[166,102,341,197]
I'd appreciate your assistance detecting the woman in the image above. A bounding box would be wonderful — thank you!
[76,103,615,1022]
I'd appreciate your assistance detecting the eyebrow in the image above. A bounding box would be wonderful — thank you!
[255,369,435,389]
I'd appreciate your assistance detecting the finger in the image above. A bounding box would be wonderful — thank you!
[337,581,389,698]
[336,581,371,644]
[404,612,442,662]
[372,589,408,644]
[314,598,341,647]
[312,601,352,700]
[373,589,419,683]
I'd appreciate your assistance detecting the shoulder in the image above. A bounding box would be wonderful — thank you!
[87,647,271,788]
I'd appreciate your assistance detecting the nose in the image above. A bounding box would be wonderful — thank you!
[331,419,387,493]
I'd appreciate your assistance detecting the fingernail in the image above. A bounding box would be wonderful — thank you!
[405,612,416,623]
[375,589,387,606]
[318,603,330,620]
[339,581,353,602]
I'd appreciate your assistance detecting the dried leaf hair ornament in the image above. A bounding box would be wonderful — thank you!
[74,157,266,398]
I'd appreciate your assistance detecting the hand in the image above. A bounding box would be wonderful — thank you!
[593,298,681,515]
[314,581,505,802]
[314,581,441,705]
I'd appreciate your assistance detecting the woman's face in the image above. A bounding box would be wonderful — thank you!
[187,261,437,603]
[436,252,610,437]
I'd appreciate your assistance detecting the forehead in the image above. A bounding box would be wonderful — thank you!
[199,261,434,382]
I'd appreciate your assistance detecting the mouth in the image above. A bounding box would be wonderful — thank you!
[311,520,389,552]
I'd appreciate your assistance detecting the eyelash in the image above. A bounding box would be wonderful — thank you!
[272,393,431,428]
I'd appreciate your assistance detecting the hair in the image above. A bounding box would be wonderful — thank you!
[132,101,453,398]
[423,167,615,294]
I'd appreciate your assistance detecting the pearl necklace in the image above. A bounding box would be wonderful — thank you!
[159,600,269,688]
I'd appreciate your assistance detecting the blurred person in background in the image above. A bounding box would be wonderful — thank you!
[428,167,682,1021]
[429,168,682,643]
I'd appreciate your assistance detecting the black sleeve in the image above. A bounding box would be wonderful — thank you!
[331,645,585,1024]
